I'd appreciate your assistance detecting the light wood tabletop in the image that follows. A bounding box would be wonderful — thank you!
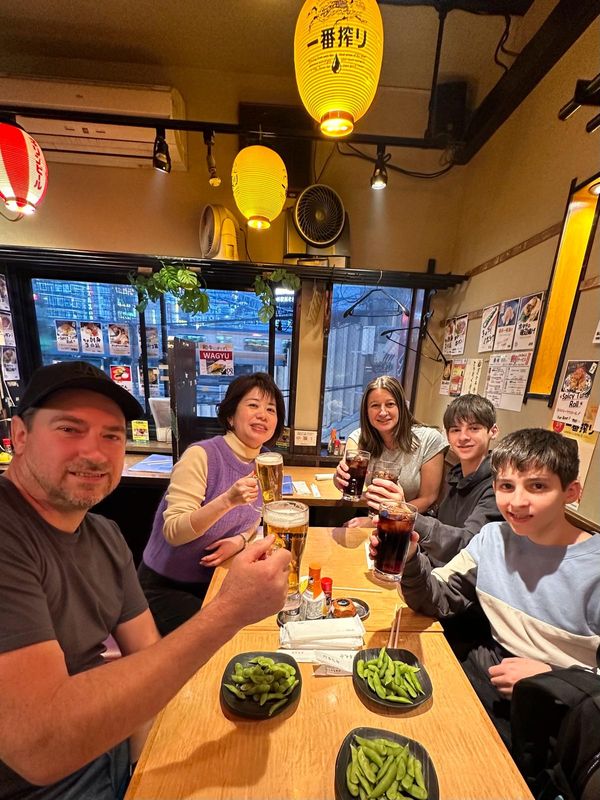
[204,527,443,634]
[126,628,533,800]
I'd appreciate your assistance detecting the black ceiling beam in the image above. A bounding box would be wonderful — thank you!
[455,0,600,164]
[0,104,446,152]
[379,1,533,13]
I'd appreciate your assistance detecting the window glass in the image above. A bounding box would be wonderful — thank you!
[164,288,293,421]
[321,284,416,446]
[31,278,149,405]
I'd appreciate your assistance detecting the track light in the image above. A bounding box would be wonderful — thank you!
[203,130,221,187]
[370,144,388,190]
[153,127,171,173]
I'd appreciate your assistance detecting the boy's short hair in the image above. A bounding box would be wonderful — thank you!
[443,394,496,432]
[491,428,579,489]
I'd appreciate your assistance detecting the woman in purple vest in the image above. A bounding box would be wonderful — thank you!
[138,373,285,635]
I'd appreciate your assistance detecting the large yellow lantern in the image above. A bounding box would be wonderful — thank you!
[231,145,288,229]
[294,0,384,137]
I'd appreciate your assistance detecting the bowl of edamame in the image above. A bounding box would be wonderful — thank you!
[352,647,432,711]
[220,651,302,719]
[334,726,439,800]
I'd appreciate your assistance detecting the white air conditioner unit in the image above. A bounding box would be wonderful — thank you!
[0,74,187,170]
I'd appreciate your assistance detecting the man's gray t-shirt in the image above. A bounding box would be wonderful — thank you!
[0,475,148,797]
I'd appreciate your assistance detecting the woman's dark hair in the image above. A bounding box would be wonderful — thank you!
[491,428,579,489]
[358,375,423,458]
[217,372,285,444]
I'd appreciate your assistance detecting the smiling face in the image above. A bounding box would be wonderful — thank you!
[228,389,278,449]
[447,419,497,473]
[494,464,581,544]
[366,388,399,442]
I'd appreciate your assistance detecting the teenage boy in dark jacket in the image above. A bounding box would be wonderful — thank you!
[365,394,502,568]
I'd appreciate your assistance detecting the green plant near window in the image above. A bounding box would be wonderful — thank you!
[130,263,300,322]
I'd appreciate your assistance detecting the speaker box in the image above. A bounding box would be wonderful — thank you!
[238,103,314,195]
[429,81,468,142]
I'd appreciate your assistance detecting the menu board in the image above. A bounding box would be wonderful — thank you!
[439,361,452,395]
[80,322,104,355]
[513,292,544,351]
[494,298,519,351]
[0,275,9,312]
[478,304,499,353]
[462,358,483,395]
[552,360,598,427]
[55,320,78,352]
[108,323,131,356]
[199,343,234,376]
[1,347,19,380]
[449,359,467,396]
[146,326,159,357]
[110,364,133,394]
[484,352,533,411]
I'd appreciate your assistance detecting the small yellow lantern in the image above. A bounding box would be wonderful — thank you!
[231,145,288,230]
[294,0,384,137]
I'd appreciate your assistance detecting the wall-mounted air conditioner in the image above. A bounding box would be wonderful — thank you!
[0,74,187,170]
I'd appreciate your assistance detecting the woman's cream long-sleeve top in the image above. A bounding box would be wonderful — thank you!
[162,431,260,546]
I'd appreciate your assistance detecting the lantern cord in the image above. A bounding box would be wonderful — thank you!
[314,144,336,183]
[336,142,456,179]
[238,225,255,263]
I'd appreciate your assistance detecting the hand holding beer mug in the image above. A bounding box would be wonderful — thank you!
[366,459,401,518]
[374,500,417,582]
[342,449,371,502]
[255,452,283,504]
[263,500,309,611]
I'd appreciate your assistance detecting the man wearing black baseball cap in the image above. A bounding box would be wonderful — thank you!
[0,360,290,799]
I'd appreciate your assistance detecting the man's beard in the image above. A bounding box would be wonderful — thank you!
[33,459,115,511]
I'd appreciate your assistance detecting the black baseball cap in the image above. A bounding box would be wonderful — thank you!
[16,361,144,422]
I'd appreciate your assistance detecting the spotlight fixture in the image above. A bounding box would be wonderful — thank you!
[589,180,600,196]
[152,127,171,173]
[203,130,221,187]
[558,74,600,131]
[370,144,388,190]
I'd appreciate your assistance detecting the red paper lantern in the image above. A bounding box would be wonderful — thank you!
[0,122,48,215]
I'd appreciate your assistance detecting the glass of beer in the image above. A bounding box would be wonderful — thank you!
[367,459,401,519]
[374,500,417,582]
[255,452,283,504]
[263,500,309,611]
[342,449,371,502]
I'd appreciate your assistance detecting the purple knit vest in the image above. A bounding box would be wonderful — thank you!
[142,436,261,583]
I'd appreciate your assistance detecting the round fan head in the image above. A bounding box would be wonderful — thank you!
[293,184,345,247]
[199,204,218,257]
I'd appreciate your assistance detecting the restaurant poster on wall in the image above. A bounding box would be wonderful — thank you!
[55,320,78,352]
[0,274,9,312]
[513,292,544,351]
[80,322,104,355]
[552,360,598,427]
[551,404,599,509]
[146,326,159,357]
[593,320,600,344]
[110,365,133,394]
[478,304,499,353]
[108,323,131,356]
[198,343,234,376]
[1,347,19,381]
[484,352,533,411]
[442,319,455,357]
[451,314,468,355]
[439,361,452,395]
[449,359,467,396]
[494,298,520,350]
[462,358,483,394]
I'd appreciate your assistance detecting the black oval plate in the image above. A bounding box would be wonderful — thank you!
[334,726,440,800]
[220,650,301,719]
[352,647,432,710]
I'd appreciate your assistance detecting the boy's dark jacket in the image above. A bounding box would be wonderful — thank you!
[415,454,503,567]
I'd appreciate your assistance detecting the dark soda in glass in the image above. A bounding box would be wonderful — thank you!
[343,450,370,501]
[374,502,416,580]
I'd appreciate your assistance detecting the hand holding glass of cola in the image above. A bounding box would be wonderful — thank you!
[373,500,417,582]
[342,449,371,502]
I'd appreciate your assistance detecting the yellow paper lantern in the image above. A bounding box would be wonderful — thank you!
[231,145,288,229]
[294,0,384,137]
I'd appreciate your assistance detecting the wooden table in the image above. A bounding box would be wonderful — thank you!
[205,527,442,633]
[120,458,348,507]
[126,629,533,800]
